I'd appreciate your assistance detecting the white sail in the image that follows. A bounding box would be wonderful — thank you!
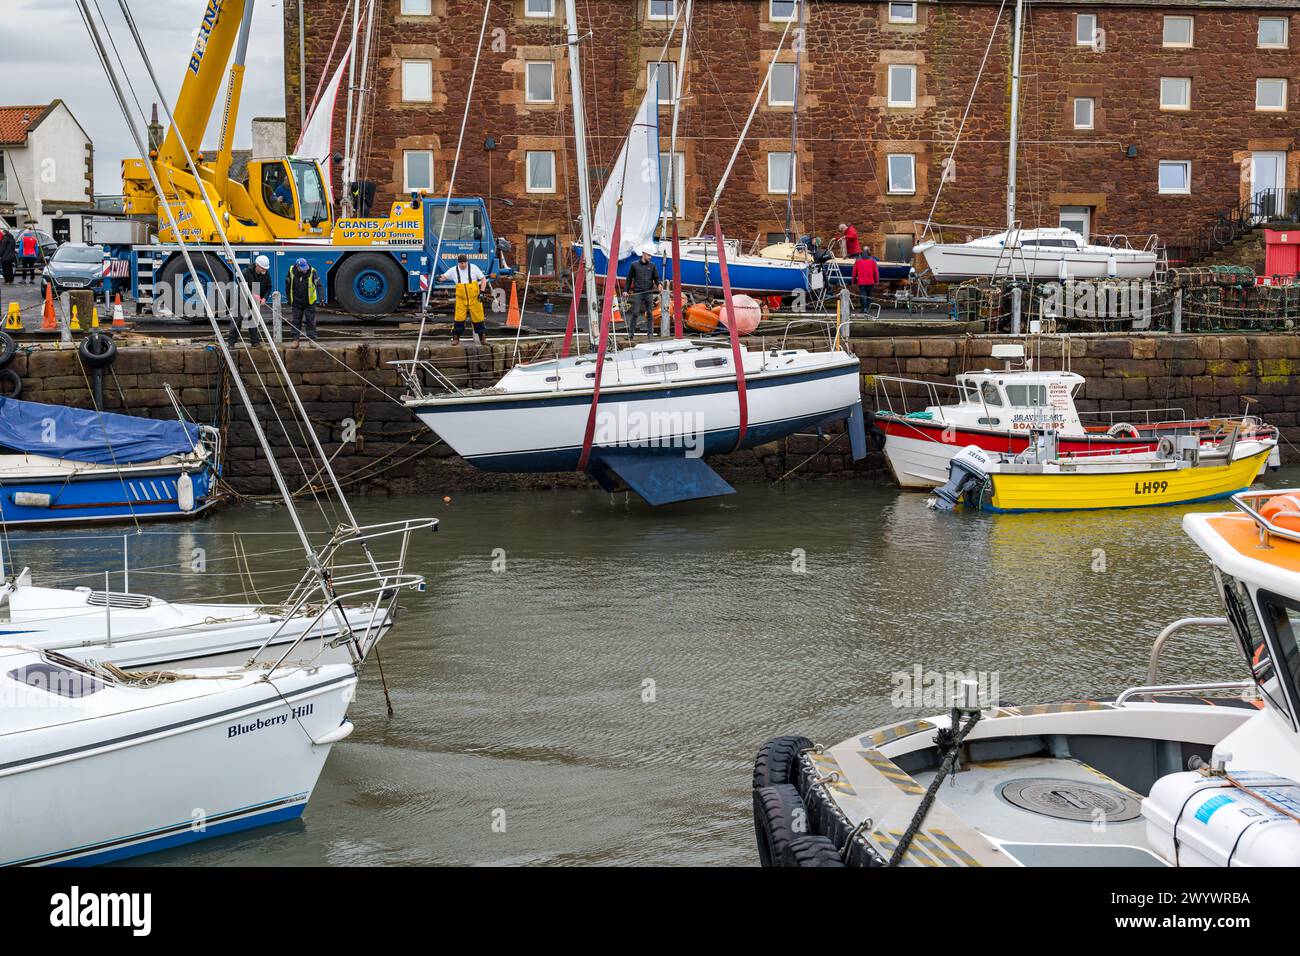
[593,85,661,261]
[295,51,350,199]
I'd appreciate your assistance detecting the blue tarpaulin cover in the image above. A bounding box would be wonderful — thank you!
[0,397,201,465]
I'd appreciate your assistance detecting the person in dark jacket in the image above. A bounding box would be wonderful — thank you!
[624,246,662,339]
[0,228,16,286]
[285,257,324,343]
[228,254,270,347]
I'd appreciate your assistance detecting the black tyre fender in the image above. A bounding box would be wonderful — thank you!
[753,783,810,867]
[333,253,406,316]
[155,251,234,321]
[0,367,22,400]
[786,834,846,868]
[867,419,888,452]
[79,331,117,369]
[753,734,814,789]
[0,331,16,369]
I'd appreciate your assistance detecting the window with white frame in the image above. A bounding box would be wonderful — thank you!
[1076,13,1097,46]
[1159,77,1190,110]
[526,151,557,193]
[889,2,918,24]
[887,64,916,107]
[1162,16,1193,47]
[525,61,555,103]
[1259,17,1289,48]
[648,62,675,105]
[403,150,433,192]
[770,0,798,22]
[400,0,430,14]
[1158,160,1191,194]
[1073,97,1094,129]
[887,153,916,194]
[768,152,795,194]
[1258,78,1288,110]
[1059,206,1091,237]
[660,152,686,215]
[525,0,555,16]
[769,62,797,106]
[648,0,676,21]
[401,60,433,102]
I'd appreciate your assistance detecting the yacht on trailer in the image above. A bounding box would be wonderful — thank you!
[752,488,1300,867]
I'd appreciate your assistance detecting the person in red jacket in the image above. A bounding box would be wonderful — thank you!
[836,223,862,258]
[851,248,879,312]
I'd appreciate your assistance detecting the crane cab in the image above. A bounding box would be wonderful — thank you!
[245,158,333,239]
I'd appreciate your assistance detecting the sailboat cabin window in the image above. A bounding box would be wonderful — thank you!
[648,0,676,21]
[1075,14,1097,47]
[889,2,918,24]
[886,154,916,194]
[768,152,796,194]
[769,63,797,106]
[1259,17,1289,48]
[1073,97,1094,129]
[1158,160,1191,195]
[401,60,433,102]
[770,0,798,22]
[526,151,557,193]
[648,62,675,105]
[525,0,556,16]
[887,65,916,107]
[526,62,555,103]
[1162,16,1193,48]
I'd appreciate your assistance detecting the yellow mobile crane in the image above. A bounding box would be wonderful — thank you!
[114,0,507,316]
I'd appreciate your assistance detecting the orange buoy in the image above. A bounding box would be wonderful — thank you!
[684,302,718,333]
[1261,494,1300,531]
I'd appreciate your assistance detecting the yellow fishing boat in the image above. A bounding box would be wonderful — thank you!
[931,431,1277,513]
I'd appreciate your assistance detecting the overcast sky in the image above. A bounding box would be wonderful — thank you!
[3,0,287,192]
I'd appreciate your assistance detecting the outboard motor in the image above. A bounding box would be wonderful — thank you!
[931,445,992,511]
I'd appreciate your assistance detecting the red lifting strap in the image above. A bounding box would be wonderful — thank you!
[577,210,622,472]
[560,264,584,359]
[671,218,684,339]
[713,212,748,451]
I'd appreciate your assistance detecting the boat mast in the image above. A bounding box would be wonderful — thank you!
[1006,0,1025,231]
[340,0,361,216]
[347,0,377,201]
[785,0,804,239]
[564,0,599,341]
[667,0,692,227]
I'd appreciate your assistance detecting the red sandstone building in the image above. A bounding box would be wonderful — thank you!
[284,0,1300,276]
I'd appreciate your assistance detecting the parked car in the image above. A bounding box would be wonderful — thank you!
[41,243,107,301]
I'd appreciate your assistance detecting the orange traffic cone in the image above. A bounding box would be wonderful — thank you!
[41,283,57,331]
[505,281,521,329]
[111,293,127,328]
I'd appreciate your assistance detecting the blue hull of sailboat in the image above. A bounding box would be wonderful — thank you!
[586,247,809,295]
[0,463,221,527]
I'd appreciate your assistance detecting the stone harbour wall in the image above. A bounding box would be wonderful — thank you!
[8,331,1300,498]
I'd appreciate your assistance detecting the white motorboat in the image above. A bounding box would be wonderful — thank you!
[752,487,1300,867]
[401,338,865,505]
[0,644,357,865]
[915,227,1160,281]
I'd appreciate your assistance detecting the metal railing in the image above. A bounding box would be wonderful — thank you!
[248,516,437,672]
[1145,616,1232,685]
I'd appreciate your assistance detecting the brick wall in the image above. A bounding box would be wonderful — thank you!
[284,0,1300,272]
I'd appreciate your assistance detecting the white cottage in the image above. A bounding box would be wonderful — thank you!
[0,101,94,243]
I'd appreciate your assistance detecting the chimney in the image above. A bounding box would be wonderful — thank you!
[147,103,163,153]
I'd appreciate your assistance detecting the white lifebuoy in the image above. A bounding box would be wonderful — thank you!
[177,472,195,512]
[1107,422,1141,439]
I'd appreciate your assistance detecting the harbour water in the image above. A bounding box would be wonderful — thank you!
[13,474,1290,866]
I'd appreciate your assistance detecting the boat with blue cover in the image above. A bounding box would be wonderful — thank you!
[0,397,221,527]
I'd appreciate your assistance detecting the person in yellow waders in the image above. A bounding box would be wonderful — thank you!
[440,254,489,346]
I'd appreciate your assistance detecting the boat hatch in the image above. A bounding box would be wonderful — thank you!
[8,661,106,698]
